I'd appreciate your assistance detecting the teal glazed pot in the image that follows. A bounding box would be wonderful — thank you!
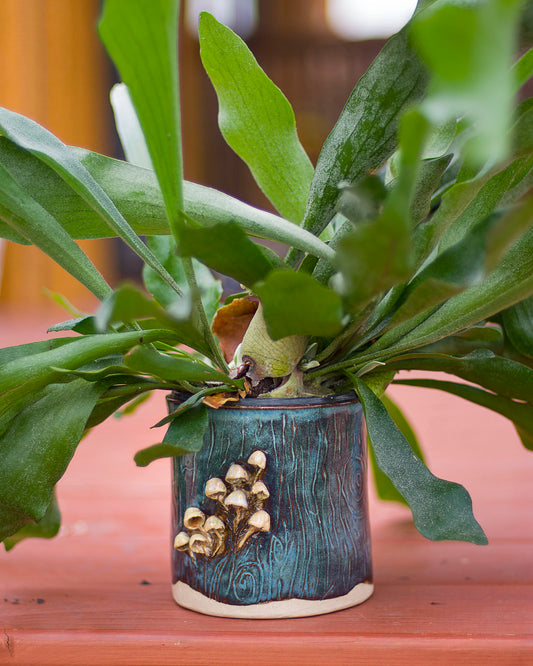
[170,393,373,618]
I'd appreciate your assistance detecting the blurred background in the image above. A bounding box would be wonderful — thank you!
[0,0,420,309]
[1,0,529,310]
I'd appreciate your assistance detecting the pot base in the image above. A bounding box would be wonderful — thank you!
[172,580,374,619]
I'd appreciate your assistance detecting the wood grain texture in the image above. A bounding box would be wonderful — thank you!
[0,309,532,665]
[172,397,371,605]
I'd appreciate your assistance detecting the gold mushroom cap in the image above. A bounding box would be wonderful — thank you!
[247,450,267,471]
[224,489,249,510]
[225,464,250,487]
[237,509,271,550]
[204,477,228,502]
[224,489,249,530]
[183,507,206,531]
[188,532,212,556]
[204,515,226,534]
[204,514,226,556]
[173,531,190,552]
[248,509,271,532]
[251,480,270,502]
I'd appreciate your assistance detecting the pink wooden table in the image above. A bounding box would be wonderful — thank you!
[1,307,532,665]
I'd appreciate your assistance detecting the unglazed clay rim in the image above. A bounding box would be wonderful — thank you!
[172,580,374,619]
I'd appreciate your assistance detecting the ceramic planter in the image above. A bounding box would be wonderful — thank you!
[170,393,373,619]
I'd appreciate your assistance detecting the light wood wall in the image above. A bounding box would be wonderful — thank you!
[0,0,115,308]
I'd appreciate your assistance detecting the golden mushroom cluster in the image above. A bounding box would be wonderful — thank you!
[174,450,271,562]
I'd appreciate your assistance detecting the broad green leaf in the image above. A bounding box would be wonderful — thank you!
[0,163,111,301]
[513,47,533,92]
[353,377,487,544]
[335,206,413,314]
[143,236,222,325]
[101,0,226,369]
[43,290,84,317]
[484,193,533,267]
[96,283,186,327]
[53,365,144,383]
[387,349,533,404]
[96,284,217,357]
[177,222,276,288]
[311,217,353,286]
[368,223,533,358]
[0,141,334,262]
[453,325,503,342]
[437,154,533,253]
[511,100,533,160]
[368,394,426,506]
[414,170,497,267]
[134,404,208,466]
[99,0,184,237]
[151,388,210,428]
[501,295,533,359]
[387,195,533,329]
[102,0,229,373]
[124,346,237,386]
[151,386,238,428]
[114,391,152,417]
[198,12,313,223]
[0,337,77,366]
[409,153,452,224]
[0,107,183,297]
[300,25,428,241]
[391,325,504,360]
[0,379,106,541]
[85,382,159,430]
[3,491,61,551]
[254,271,343,339]
[414,146,533,268]
[48,316,99,335]
[388,108,431,214]
[101,2,223,373]
[334,109,428,313]
[422,118,457,160]
[110,83,153,169]
[516,427,533,450]
[336,176,387,224]
[394,377,533,451]
[0,138,167,242]
[411,0,524,165]
[0,328,179,400]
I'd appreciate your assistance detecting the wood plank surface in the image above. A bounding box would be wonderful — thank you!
[1,308,532,665]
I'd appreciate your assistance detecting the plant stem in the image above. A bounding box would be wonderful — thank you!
[309,349,392,380]
[316,303,375,364]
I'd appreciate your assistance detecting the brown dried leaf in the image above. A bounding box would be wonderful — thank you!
[238,377,253,398]
[211,296,259,362]
[203,392,240,409]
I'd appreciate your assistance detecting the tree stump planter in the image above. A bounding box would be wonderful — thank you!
[170,393,373,618]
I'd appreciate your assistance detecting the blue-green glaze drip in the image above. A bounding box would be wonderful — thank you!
[171,396,372,606]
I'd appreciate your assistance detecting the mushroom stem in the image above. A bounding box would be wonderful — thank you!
[237,525,256,550]
[211,532,225,556]
[224,489,249,533]
[233,507,245,531]
[237,510,271,550]
[204,515,227,557]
